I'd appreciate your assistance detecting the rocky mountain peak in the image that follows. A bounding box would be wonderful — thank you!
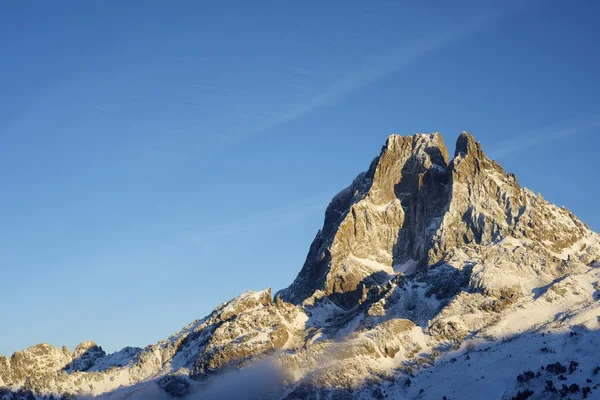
[72,341,100,357]
[384,133,449,167]
[365,133,449,204]
[68,341,106,372]
[278,131,593,308]
[454,131,480,157]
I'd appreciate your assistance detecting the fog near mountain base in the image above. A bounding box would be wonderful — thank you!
[76,360,286,400]
[190,360,286,400]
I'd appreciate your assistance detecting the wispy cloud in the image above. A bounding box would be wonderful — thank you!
[188,191,334,242]
[223,4,527,144]
[118,2,530,163]
[489,116,600,159]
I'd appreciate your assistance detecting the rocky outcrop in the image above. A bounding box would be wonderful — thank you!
[67,341,106,372]
[186,289,301,379]
[0,343,71,386]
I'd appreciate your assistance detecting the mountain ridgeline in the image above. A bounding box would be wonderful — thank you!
[2,132,599,400]
[280,132,588,306]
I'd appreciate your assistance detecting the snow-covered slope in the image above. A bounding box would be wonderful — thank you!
[2,132,599,400]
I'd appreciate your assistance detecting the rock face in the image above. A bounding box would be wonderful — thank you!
[0,344,71,385]
[278,133,451,307]
[1,132,599,400]
[67,342,106,372]
[278,132,590,308]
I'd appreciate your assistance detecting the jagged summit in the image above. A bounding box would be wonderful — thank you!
[277,132,590,307]
[454,131,480,157]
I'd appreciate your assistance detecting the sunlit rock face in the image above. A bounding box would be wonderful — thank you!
[278,133,452,307]
[2,132,599,400]
[278,132,591,308]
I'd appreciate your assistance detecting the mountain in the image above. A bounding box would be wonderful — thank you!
[2,132,599,400]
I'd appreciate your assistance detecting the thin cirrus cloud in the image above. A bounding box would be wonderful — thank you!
[490,116,600,159]
[188,191,335,243]
[221,3,529,145]
[125,2,529,163]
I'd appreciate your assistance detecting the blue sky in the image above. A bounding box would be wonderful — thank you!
[1,0,599,356]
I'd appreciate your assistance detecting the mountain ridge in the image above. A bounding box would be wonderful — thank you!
[2,131,599,400]
[278,131,589,308]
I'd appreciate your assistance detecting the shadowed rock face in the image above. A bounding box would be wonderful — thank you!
[278,132,590,307]
[67,341,106,372]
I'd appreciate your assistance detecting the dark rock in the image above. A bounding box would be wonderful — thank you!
[546,362,567,375]
[517,370,535,384]
[545,380,557,393]
[568,361,579,374]
[512,389,533,400]
[560,383,579,396]
[158,374,191,397]
[373,388,385,399]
